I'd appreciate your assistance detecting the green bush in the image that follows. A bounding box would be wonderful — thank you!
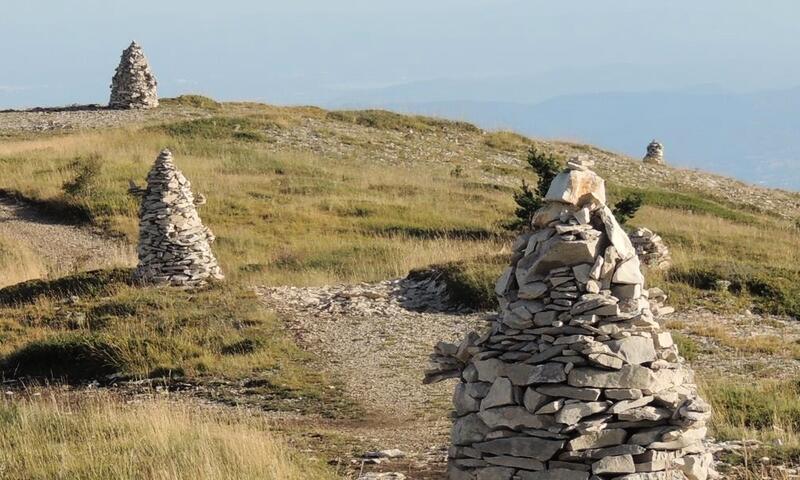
[612,192,644,225]
[508,147,563,230]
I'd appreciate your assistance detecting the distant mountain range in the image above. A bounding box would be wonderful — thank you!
[327,74,800,191]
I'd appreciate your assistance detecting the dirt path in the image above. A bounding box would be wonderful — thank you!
[257,278,488,478]
[0,196,134,281]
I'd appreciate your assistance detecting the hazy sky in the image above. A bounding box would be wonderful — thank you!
[2,1,799,107]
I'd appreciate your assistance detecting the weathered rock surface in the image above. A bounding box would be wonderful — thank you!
[132,149,223,287]
[429,156,714,479]
[109,41,158,109]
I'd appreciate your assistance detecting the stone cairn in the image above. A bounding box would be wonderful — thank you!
[426,156,713,480]
[643,141,665,166]
[132,149,223,287]
[109,41,158,109]
[629,228,672,271]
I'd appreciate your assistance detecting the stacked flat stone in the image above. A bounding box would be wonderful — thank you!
[643,141,665,166]
[430,156,713,480]
[133,149,223,287]
[629,228,672,271]
[109,41,158,109]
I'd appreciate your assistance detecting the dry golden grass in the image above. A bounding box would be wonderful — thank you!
[0,391,338,480]
[0,126,510,287]
[0,233,46,287]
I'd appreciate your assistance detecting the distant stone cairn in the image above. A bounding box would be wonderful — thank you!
[133,149,223,287]
[109,41,158,109]
[643,140,665,165]
[427,155,714,480]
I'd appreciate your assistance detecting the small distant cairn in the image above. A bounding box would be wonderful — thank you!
[427,156,714,480]
[643,140,665,165]
[109,41,158,109]
[629,227,672,271]
[132,149,223,287]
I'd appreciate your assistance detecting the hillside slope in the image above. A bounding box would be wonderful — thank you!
[1,97,799,478]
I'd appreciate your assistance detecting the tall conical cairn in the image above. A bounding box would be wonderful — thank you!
[643,140,665,165]
[133,149,223,287]
[109,41,158,109]
[427,156,714,480]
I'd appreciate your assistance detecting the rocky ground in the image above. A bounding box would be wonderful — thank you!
[257,276,488,478]
[0,195,134,277]
[0,104,207,134]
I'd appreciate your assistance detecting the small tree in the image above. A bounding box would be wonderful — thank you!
[507,147,562,230]
[613,192,644,225]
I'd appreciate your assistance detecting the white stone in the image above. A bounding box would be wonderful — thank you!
[545,169,606,207]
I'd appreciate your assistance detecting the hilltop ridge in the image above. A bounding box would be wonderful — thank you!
[1,98,797,221]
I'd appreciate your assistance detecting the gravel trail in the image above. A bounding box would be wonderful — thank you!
[257,278,489,478]
[0,196,134,278]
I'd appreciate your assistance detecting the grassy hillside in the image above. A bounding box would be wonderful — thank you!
[0,392,338,480]
[1,97,800,475]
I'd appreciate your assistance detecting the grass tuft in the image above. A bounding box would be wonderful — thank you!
[0,269,131,305]
[0,392,338,480]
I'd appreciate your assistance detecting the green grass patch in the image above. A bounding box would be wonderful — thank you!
[0,269,131,305]
[419,254,507,310]
[0,271,355,417]
[671,332,700,362]
[153,116,277,142]
[483,131,530,152]
[160,94,222,110]
[327,109,480,133]
[607,185,758,225]
[666,262,800,318]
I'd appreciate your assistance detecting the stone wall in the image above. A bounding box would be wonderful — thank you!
[132,149,223,287]
[109,41,158,109]
[428,156,713,480]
